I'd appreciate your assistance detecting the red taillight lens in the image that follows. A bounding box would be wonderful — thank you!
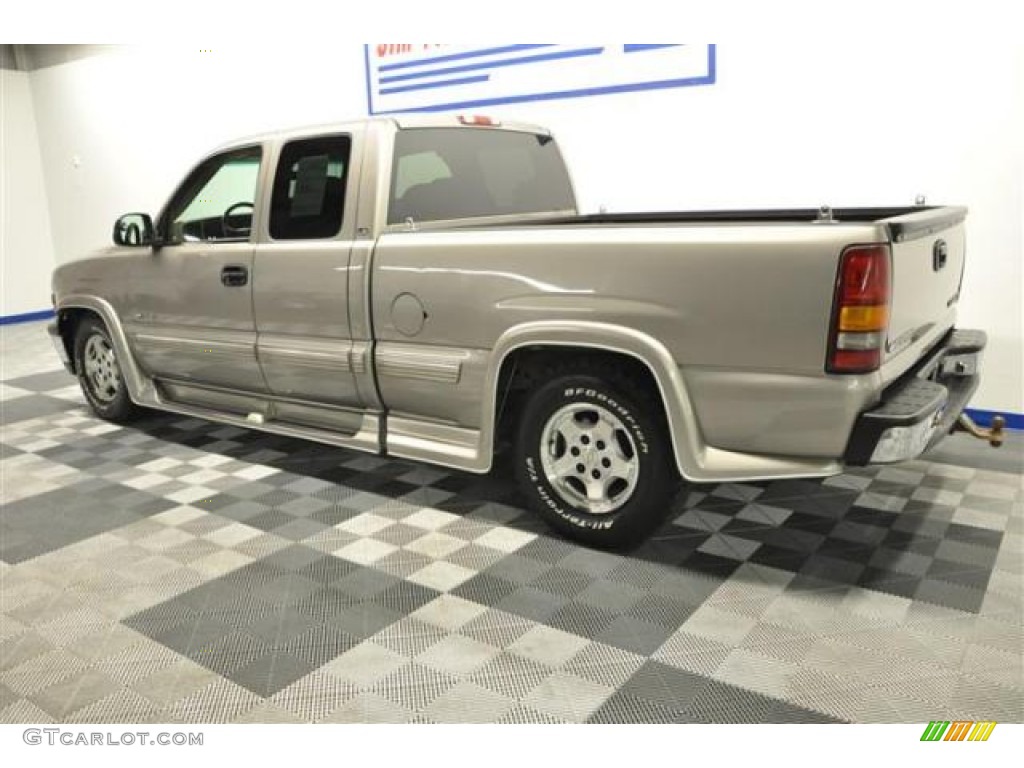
[838,247,890,306]
[827,244,891,374]
[832,347,881,372]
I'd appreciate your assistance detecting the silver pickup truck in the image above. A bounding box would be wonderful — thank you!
[50,115,991,546]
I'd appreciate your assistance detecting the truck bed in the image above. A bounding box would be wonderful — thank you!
[480,205,967,242]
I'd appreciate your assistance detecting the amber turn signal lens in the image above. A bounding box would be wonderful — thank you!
[838,304,889,332]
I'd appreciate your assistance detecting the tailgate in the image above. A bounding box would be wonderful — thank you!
[882,207,967,369]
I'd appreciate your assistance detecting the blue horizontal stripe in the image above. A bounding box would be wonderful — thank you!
[382,71,716,113]
[378,44,553,73]
[380,46,606,85]
[623,44,683,53]
[369,44,717,115]
[964,408,1024,431]
[380,74,490,96]
[0,308,55,326]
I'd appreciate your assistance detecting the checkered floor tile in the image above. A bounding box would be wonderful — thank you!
[1,320,1022,723]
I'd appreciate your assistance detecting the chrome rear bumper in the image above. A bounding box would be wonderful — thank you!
[843,329,985,465]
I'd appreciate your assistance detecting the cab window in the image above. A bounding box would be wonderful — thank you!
[388,128,574,224]
[269,136,351,240]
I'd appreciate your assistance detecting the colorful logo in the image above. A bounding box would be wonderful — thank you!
[920,721,997,741]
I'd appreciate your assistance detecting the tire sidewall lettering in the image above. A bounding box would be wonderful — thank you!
[519,372,674,545]
[526,455,616,530]
[527,384,661,531]
[559,387,648,454]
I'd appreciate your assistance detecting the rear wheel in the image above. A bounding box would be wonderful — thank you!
[73,317,140,422]
[514,363,678,548]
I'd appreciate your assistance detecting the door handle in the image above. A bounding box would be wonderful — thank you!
[221,265,248,287]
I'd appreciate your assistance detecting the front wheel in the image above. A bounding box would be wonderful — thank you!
[514,367,678,548]
[73,317,141,423]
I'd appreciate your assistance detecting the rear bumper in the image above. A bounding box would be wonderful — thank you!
[843,328,985,465]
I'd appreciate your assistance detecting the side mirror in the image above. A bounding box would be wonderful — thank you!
[113,213,155,247]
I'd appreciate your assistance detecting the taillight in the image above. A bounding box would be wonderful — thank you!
[827,244,891,373]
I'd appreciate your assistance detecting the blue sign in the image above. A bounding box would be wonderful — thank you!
[364,44,716,115]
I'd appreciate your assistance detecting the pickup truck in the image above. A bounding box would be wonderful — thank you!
[50,115,989,547]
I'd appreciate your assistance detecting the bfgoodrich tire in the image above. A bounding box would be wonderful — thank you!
[514,365,678,548]
[73,317,141,423]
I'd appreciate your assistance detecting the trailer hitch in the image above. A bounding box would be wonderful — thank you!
[955,413,1005,448]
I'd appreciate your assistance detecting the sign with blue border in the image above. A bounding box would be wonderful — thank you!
[364,44,716,114]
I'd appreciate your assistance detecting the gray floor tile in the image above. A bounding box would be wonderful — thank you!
[1,395,73,425]
[0,323,1020,724]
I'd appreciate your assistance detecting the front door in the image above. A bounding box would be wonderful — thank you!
[123,146,268,393]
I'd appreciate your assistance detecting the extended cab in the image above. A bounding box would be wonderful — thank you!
[50,115,989,546]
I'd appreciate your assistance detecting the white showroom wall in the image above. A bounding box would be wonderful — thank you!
[0,68,57,318]
[23,42,1024,415]
[27,46,368,268]
[501,42,1023,418]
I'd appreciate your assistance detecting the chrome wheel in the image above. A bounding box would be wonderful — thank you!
[539,403,640,514]
[82,333,121,403]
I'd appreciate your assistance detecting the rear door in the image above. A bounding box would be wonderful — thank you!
[252,133,367,410]
[883,208,967,367]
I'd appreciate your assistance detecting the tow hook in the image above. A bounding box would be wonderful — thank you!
[955,413,1005,448]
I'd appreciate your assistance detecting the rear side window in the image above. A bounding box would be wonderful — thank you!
[270,136,351,240]
[388,128,574,224]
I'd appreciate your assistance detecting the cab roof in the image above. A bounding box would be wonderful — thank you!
[212,115,551,152]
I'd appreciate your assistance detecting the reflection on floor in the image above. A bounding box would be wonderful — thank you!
[1,320,1021,723]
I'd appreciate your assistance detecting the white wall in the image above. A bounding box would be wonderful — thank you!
[26,43,1024,414]
[28,46,367,266]
[1,68,57,317]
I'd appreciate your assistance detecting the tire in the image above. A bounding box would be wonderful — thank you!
[514,362,678,548]
[73,317,141,423]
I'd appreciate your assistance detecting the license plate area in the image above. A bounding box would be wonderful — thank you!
[869,400,946,463]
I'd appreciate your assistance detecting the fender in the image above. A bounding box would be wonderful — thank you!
[482,320,701,478]
[482,321,842,482]
[56,295,159,407]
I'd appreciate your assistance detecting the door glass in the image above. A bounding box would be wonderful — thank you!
[163,147,262,243]
[270,136,351,240]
